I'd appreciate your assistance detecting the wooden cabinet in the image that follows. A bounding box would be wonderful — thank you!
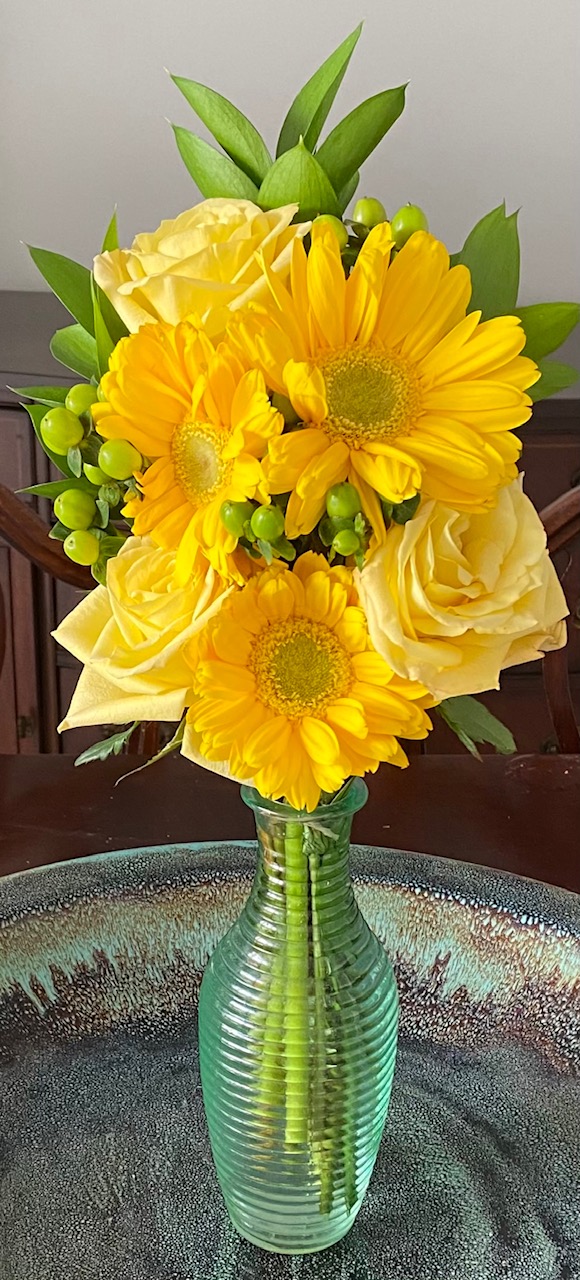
[1,292,579,757]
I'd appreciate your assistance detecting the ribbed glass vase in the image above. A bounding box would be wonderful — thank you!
[198,779,399,1255]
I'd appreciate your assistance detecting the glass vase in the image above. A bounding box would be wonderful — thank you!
[197,779,399,1255]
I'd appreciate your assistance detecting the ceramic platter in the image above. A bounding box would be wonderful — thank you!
[1,842,579,1279]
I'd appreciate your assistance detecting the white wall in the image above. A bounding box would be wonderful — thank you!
[1,0,579,302]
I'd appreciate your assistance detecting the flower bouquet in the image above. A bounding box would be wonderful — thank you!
[14,23,577,1255]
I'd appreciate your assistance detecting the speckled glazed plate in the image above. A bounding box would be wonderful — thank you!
[1,842,579,1280]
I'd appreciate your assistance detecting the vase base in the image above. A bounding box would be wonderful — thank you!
[230,1213,356,1256]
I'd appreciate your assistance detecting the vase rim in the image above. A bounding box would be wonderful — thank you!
[240,777,368,823]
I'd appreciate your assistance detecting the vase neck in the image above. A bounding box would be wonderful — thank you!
[244,785,367,942]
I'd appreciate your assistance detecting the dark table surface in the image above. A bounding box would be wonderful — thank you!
[0,752,578,892]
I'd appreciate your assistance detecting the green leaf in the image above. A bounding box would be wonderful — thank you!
[18,478,92,499]
[276,23,363,157]
[451,203,520,320]
[337,171,360,215]
[258,140,339,219]
[529,358,579,402]
[96,498,110,528]
[172,76,271,186]
[9,385,69,407]
[115,717,186,784]
[172,125,260,199]
[437,695,516,759]
[91,276,115,377]
[50,324,99,380]
[256,538,274,565]
[67,446,83,477]
[316,85,406,198]
[391,493,421,525]
[27,246,95,335]
[96,281,129,348]
[98,534,128,558]
[48,521,69,541]
[101,209,119,253]
[515,302,580,363]
[22,402,74,477]
[74,723,138,767]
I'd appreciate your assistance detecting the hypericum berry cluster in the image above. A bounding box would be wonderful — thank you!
[317,483,369,567]
[40,383,141,571]
[312,197,429,272]
[220,499,296,566]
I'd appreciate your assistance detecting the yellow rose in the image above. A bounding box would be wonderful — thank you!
[93,199,310,334]
[54,536,230,730]
[358,479,568,699]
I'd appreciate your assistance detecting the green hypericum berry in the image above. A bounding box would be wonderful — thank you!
[326,482,362,520]
[63,530,101,566]
[332,528,360,557]
[220,500,255,538]
[250,504,285,542]
[54,489,97,531]
[312,214,349,249]
[352,197,388,230]
[83,463,108,485]
[40,407,84,455]
[97,383,108,402]
[391,204,429,249]
[98,439,142,480]
[318,514,353,546]
[65,384,100,416]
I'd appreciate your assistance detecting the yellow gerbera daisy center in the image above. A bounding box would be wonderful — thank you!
[172,420,230,506]
[319,348,420,445]
[249,617,352,717]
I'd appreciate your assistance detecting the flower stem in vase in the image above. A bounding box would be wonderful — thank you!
[308,843,332,1210]
[283,821,309,1146]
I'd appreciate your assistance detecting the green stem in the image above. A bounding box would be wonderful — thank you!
[284,821,309,1146]
[255,829,286,1126]
[309,845,332,1209]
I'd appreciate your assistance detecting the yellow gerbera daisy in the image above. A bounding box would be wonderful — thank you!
[183,552,434,811]
[93,318,283,583]
[235,224,540,538]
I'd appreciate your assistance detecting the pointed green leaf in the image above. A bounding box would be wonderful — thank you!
[22,402,74,477]
[451,203,520,320]
[437,695,516,758]
[515,302,580,363]
[277,23,363,157]
[172,125,260,199]
[97,287,129,348]
[48,521,69,541]
[27,246,95,335]
[10,385,69,407]
[316,86,406,198]
[337,171,360,214]
[67,446,83,477]
[172,76,272,186]
[18,478,93,498]
[258,140,339,219]
[115,717,186,783]
[74,723,139,766]
[91,277,115,377]
[101,209,119,253]
[529,358,579,401]
[96,497,110,528]
[50,324,99,380]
